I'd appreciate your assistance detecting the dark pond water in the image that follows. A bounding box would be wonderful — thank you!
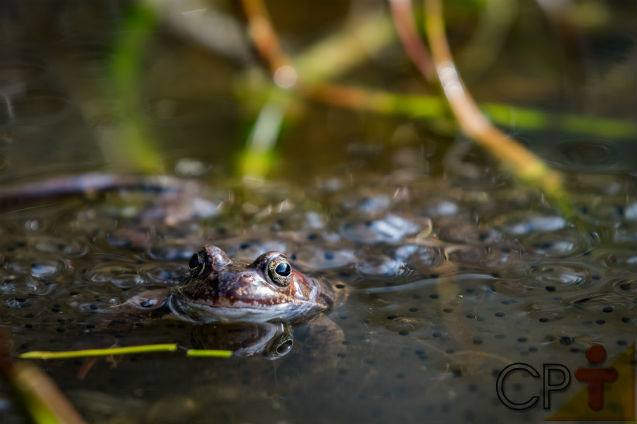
[0,1,635,423]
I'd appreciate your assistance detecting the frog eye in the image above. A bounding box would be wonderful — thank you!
[266,333,294,359]
[188,252,205,276]
[266,257,292,287]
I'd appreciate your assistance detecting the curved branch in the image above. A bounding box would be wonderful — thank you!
[423,0,571,214]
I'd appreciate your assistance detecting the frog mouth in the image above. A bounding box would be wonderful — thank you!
[167,291,320,324]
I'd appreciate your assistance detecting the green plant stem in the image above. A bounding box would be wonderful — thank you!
[20,344,179,359]
[273,81,637,139]
[238,9,396,178]
[424,0,573,216]
[19,344,233,360]
[107,2,164,173]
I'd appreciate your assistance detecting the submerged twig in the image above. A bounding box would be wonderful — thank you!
[423,0,572,215]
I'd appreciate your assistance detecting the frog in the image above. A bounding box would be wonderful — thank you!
[170,245,344,323]
[116,244,347,359]
[1,173,453,358]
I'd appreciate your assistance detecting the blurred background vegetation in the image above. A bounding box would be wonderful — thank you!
[0,0,634,182]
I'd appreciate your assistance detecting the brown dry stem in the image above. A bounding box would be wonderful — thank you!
[240,0,291,73]
[389,0,435,82]
[423,0,571,215]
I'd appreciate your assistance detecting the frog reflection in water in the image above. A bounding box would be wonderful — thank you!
[124,245,347,358]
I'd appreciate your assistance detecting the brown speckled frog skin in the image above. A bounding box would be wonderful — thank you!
[165,245,346,324]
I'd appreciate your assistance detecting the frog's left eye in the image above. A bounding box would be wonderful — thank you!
[266,257,292,287]
[189,252,205,276]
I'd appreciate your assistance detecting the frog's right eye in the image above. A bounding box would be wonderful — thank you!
[266,256,292,287]
[189,252,205,275]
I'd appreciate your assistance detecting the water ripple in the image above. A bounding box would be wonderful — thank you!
[593,248,637,271]
[86,262,147,289]
[521,228,592,258]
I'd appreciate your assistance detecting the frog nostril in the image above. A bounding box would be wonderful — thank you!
[189,253,200,270]
[188,251,207,276]
[140,299,156,308]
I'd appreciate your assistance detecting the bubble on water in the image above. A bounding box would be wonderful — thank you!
[147,242,198,261]
[497,263,595,297]
[557,140,616,167]
[0,274,16,294]
[482,242,524,268]
[502,215,566,235]
[393,244,418,259]
[143,264,189,285]
[355,195,391,215]
[624,202,637,221]
[446,246,490,267]
[174,158,207,177]
[356,255,410,278]
[8,256,67,279]
[6,298,27,308]
[384,316,422,334]
[426,201,459,217]
[437,222,501,244]
[575,200,634,226]
[11,276,58,296]
[221,239,289,260]
[105,228,153,249]
[31,235,88,257]
[24,220,40,231]
[565,292,634,314]
[593,248,637,271]
[519,228,592,258]
[292,246,356,270]
[188,197,222,219]
[340,214,421,244]
[610,280,634,295]
[392,244,445,269]
[613,223,637,244]
[86,263,147,289]
[303,211,327,230]
[30,263,59,278]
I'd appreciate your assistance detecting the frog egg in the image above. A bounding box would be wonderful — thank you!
[291,246,356,270]
[340,214,420,244]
